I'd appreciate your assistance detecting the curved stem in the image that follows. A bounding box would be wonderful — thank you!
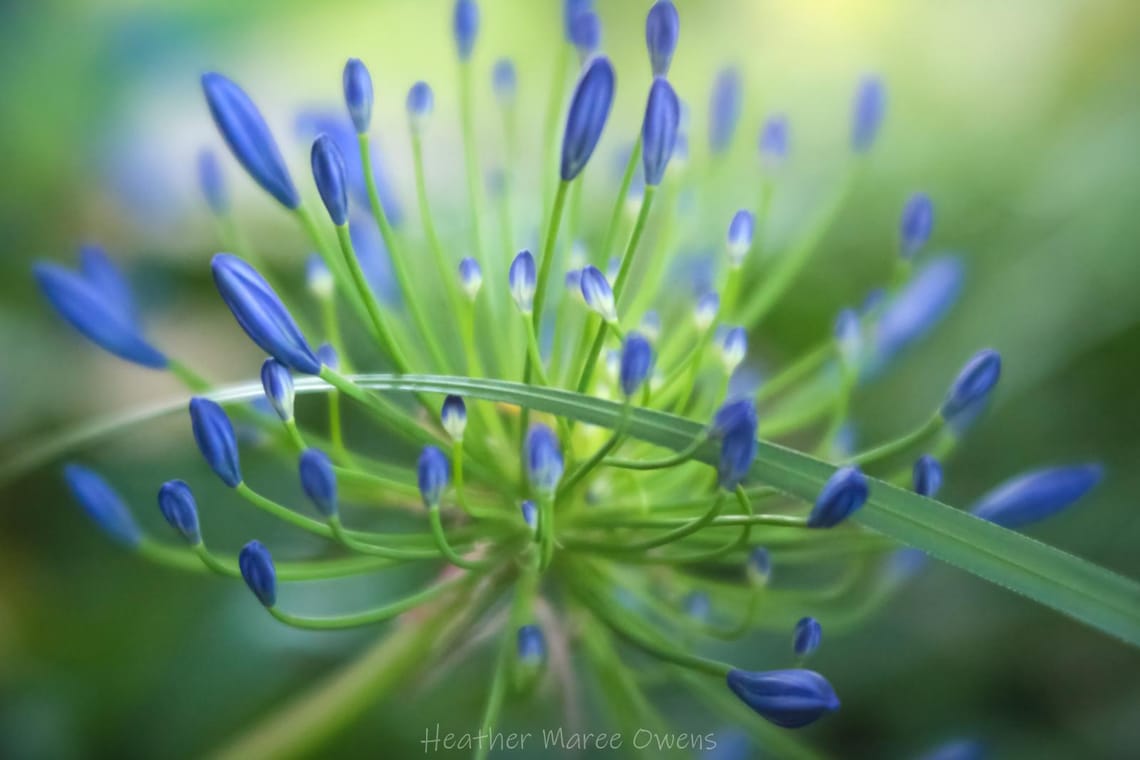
[267,574,471,630]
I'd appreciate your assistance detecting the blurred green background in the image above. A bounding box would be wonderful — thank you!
[2,0,1139,757]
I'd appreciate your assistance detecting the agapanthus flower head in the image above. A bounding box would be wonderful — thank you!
[900,192,935,259]
[708,66,742,155]
[441,395,467,441]
[694,291,720,330]
[579,265,617,323]
[748,546,772,586]
[645,1,680,77]
[727,209,755,267]
[492,59,517,104]
[260,358,295,423]
[971,464,1103,529]
[851,74,886,153]
[718,326,748,373]
[725,669,840,728]
[406,81,435,132]
[197,148,228,215]
[453,0,479,61]
[64,464,141,548]
[311,134,350,226]
[526,424,564,494]
[808,466,868,528]
[299,448,338,517]
[913,455,943,499]
[239,540,277,607]
[793,616,823,657]
[560,56,616,181]
[305,253,334,299]
[201,72,299,209]
[569,10,601,60]
[758,114,789,170]
[34,250,167,369]
[641,77,681,186]
[157,479,202,545]
[417,446,451,508]
[211,254,321,374]
[342,58,374,134]
[619,332,654,397]
[190,398,242,488]
[941,349,1001,423]
[509,250,537,313]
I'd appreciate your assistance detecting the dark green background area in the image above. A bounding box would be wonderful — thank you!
[2,0,1139,757]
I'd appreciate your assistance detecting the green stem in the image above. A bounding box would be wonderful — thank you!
[266,574,470,630]
[600,135,644,265]
[333,224,411,371]
[850,414,944,467]
[428,508,492,570]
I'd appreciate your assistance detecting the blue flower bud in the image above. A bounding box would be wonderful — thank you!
[517,624,546,664]
[851,75,886,153]
[526,424,564,494]
[717,417,757,490]
[406,81,434,132]
[520,500,538,532]
[450,257,481,301]
[343,58,374,134]
[560,56,616,182]
[719,326,747,373]
[34,255,166,369]
[941,349,1001,423]
[201,72,299,209]
[807,466,868,528]
[900,192,934,259]
[726,210,754,267]
[619,332,654,397]
[709,67,742,155]
[299,448,338,517]
[63,464,141,548]
[645,1,680,77]
[197,149,228,215]
[260,358,295,422]
[417,445,451,508]
[570,11,601,59]
[758,114,789,169]
[564,268,583,295]
[640,310,661,343]
[694,291,719,331]
[747,546,771,585]
[509,250,537,313]
[641,77,681,186]
[563,0,593,41]
[870,256,963,369]
[970,464,1103,530]
[442,395,467,441]
[833,308,861,366]
[684,591,711,622]
[306,253,334,299]
[913,455,943,499]
[211,254,321,374]
[493,59,517,104]
[711,398,757,438]
[916,738,986,760]
[239,540,277,607]
[579,265,617,323]
[725,669,840,728]
[453,0,479,61]
[316,342,340,371]
[190,398,243,488]
[157,479,201,545]
[793,617,822,657]
[310,134,350,226]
